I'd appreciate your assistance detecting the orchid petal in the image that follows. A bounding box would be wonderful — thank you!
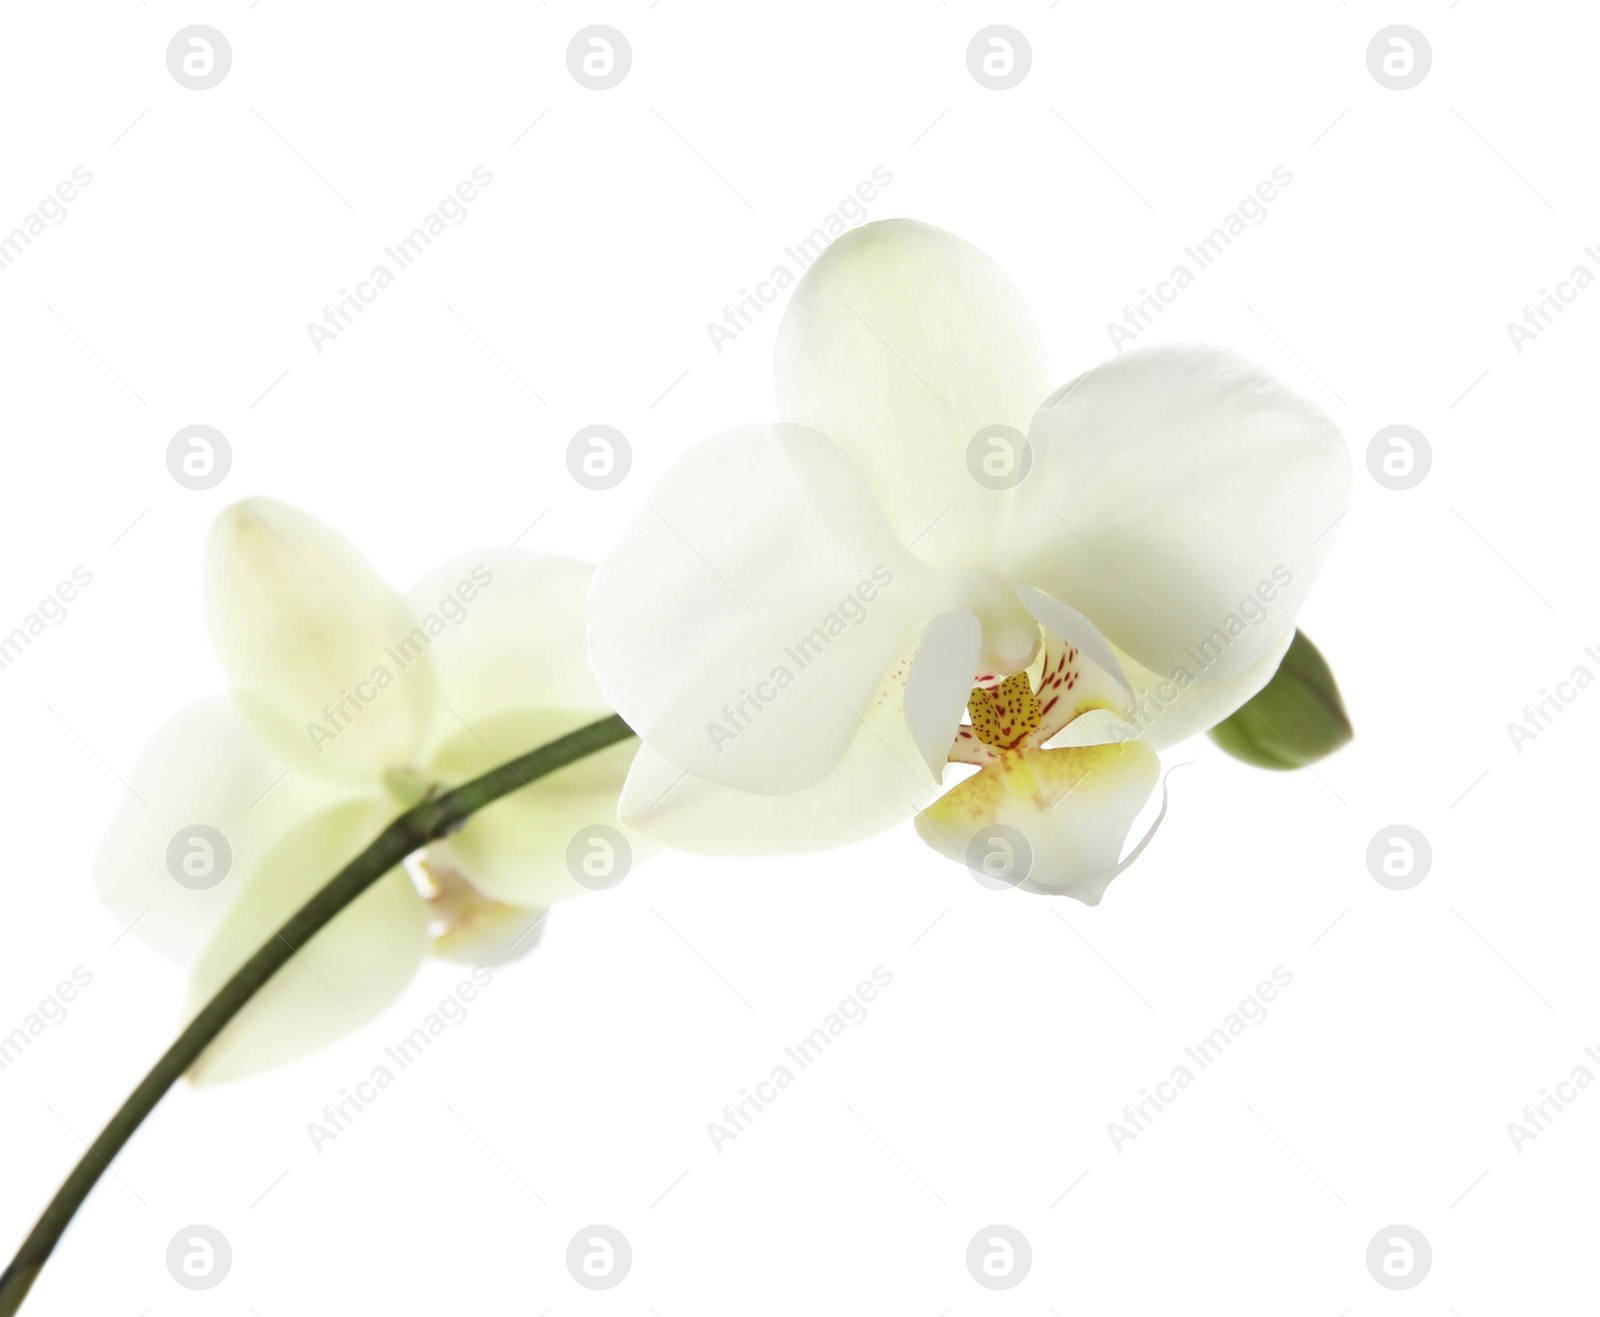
[587,423,943,793]
[94,697,349,966]
[1000,344,1350,680]
[427,707,640,908]
[185,798,427,1084]
[1115,627,1297,750]
[1016,587,1132,699]
[1030,623,1136,743]
[205,498,437,783]
[774,219,1050,565]
[903,610,982,779]
[1039,630,1296,751]
[417,847,549,967]
[618,623,940,855]
[916,741,1160,905]
[405,549,607,738]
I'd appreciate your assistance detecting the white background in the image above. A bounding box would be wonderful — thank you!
[1,1,1596,1312]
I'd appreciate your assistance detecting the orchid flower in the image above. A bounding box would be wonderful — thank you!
[96,499,635,1081]
[587,220,1349,901]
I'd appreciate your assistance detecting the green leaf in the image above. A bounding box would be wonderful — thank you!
[1207,631,1352,770]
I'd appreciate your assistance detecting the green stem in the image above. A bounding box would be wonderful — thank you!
[0,713,635,1317]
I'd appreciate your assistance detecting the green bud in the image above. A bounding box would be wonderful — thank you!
[1208,631,1352,770]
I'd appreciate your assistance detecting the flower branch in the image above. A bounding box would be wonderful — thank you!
[0,713,634,1317]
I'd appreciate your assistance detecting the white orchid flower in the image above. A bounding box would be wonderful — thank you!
[588,219,1349,901]
[96,499,635,1082]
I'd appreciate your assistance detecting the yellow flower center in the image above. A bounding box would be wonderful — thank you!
[967,672,1042,750]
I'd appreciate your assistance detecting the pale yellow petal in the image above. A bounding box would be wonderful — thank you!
[205,498,436,783]
[94,697,349,966]
[405,549,607,737]
[427,707,639,907]
[186,798,427,1084]
[916,742,1160,905]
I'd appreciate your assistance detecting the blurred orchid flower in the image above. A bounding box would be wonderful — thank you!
[588,219,1349,900]
[97,499,636,1082]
